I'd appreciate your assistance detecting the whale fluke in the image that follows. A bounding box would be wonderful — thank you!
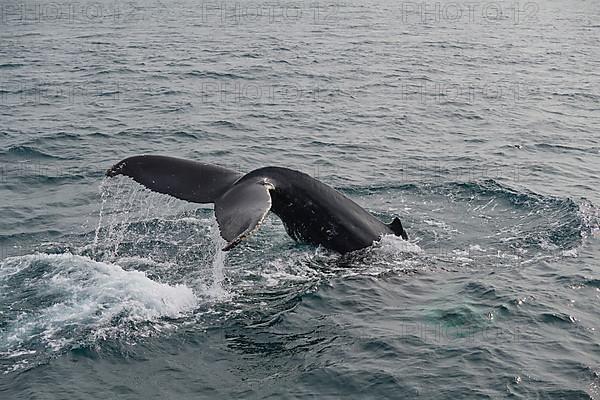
[106,155,242,203]
[215,179,273,251]
[106,155,409,254]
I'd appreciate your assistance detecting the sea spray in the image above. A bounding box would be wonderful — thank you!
[92,178,109,253]
[207,217,231,300]
[90,177,231,299]
[92,175,133,262]
[107,180,142,259]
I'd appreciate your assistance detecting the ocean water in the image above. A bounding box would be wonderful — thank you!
[1,0,600,398]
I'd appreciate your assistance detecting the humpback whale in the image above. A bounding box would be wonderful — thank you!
[106,155,408,253]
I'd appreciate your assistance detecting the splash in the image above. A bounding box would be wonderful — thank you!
[206,219,231,300]
[375,234,423,255]
[90,176,203,262]
[0,177,243,374]
[578,198,600,239]
[0,253,198,374]
[89,176,231,300]
[92,177,109,251]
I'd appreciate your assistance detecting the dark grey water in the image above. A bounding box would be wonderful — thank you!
[1,0,599,398]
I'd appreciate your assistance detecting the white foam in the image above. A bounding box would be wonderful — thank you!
[374,234,423,255]
[0,253,198,357]
[561,248,578,257]
[175,217,213,225]
[260,257,323,287]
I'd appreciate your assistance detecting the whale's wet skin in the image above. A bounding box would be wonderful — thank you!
[105,155,410,253]
[1,0,600,397]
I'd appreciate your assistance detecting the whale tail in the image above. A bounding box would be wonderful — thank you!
[106,155,243,203]
[215,179,274,251]
[106,155,409,252]
[388,217,408,240]
[106,155,272,250]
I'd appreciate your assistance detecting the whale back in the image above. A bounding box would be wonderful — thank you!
[247,167,397,253]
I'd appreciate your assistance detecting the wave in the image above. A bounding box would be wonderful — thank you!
[0,253,197,374]
[2,175,596,376]
[1,145,63,160]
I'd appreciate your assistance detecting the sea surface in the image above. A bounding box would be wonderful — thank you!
[1,0,599,398]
